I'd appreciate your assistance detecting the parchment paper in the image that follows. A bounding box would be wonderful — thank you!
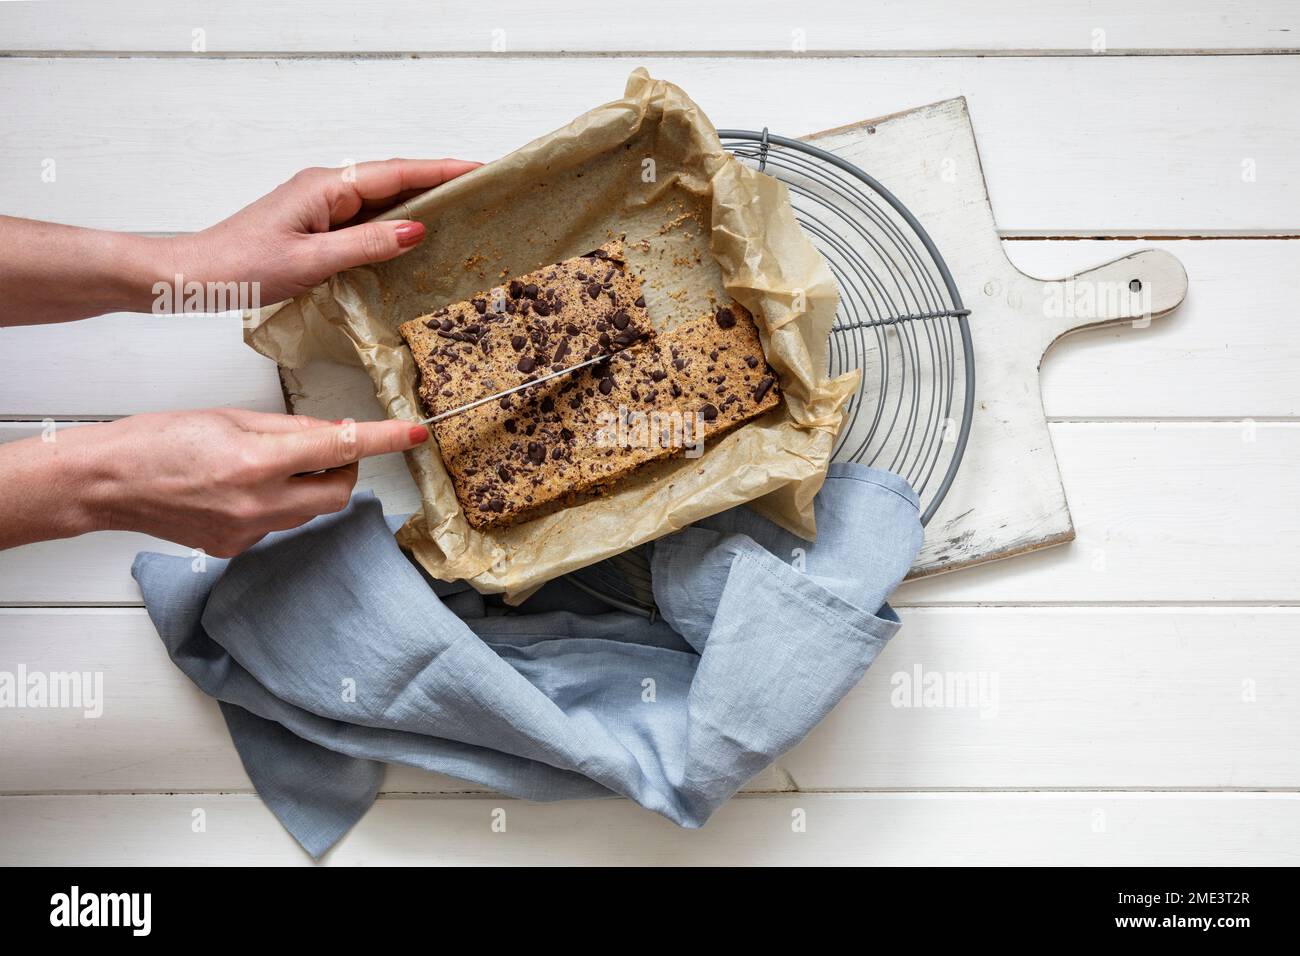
[244,69,857,601]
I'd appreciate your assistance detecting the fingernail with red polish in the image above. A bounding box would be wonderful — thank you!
[395,221,426,249]
[408,425,429,444]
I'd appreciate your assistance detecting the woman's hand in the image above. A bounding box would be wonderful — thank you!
[0,157,481,326]
[174,157,482,305]
[0,409,429,557]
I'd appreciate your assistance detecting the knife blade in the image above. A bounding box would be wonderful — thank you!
[417,352,613,426]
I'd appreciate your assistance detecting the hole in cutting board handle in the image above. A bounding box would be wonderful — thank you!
[1129,278,1142,293]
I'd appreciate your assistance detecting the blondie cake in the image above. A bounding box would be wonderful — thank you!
[400,249,782,530]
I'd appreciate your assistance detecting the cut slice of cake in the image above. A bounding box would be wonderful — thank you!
[397,239,653,422]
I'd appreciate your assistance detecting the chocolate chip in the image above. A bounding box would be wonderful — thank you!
[511,334,526,351]
[436,330,458,340]
[701,403,719,422]
[715,307,737,329]
[586,283,602,299]
[424,317,441,330]
[561,428,575,442]
[553,338,570,363]
[540,396,555,413]
[508,279,524,298]
[650,369,667,382]
[673,358,686,370]
[566,323,580,336]
[497,465,512,483]
[611,309,630,330]
[504,418,518,434]
[598,377,614,395]
[499,394,513,410]
[671,382,682,397]
[598,332,611,348]
[523,283,539,299]
[746,355,759,368]
[440,318,454,331]
[754,376,776,402]
[532,298,551,316]
[517,355,536,373]
[630,387,640,401]
[527,442,546,464]
[485,497,505,513]
[472,298,487,315]
[551,447,565,461]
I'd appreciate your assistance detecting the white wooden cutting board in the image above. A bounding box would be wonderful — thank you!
[281,97,1188,578]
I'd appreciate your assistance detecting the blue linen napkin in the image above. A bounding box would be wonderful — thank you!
[132,462,922,858]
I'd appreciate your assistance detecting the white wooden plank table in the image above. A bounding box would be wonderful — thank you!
[1,3,1298,866]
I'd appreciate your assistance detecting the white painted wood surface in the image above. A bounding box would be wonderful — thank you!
[1,56,1297,235]
[2,793,1295,866]
[1,4,1297,865]
[1,1,1295,54]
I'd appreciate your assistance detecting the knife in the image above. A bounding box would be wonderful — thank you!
[417,352,613,426]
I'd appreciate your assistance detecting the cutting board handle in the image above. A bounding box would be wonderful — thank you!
[1040,249,1188,351]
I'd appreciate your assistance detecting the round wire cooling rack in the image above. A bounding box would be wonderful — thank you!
[564,128,976,619]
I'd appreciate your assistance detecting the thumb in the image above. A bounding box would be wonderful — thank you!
[309,219,426,273]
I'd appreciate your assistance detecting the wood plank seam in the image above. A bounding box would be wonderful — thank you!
[2,50,1299,59]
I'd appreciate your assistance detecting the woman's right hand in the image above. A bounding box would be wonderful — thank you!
[0,408,428,556]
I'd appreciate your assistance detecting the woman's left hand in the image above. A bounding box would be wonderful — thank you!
[174,157,481,303]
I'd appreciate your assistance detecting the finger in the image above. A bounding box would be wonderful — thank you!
[356,185,439,216]
[306,219,427,272]
[276,465,359,518]
[338,186,446,229]
[276,420,428,473]
[327,158,482,225]
[348,158,481,202]
[216,409,338,433]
